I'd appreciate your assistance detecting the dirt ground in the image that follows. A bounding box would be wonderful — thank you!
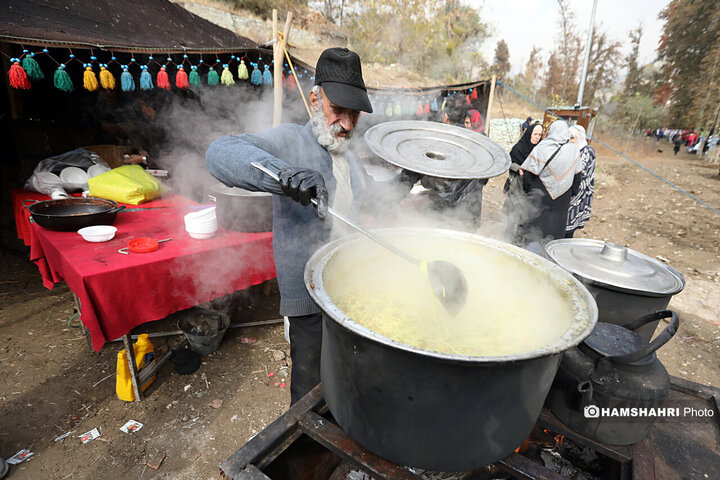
[1,135,719,479]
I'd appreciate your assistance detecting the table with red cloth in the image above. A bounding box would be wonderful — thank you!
[11,189,276,352]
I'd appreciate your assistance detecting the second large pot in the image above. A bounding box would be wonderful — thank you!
[305,229,598,471]
[544,240,686,341]
[209,183,272,232]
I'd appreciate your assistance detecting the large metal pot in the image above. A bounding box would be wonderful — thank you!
[209,183,272,232]
[23,197,125,231]
[544,240,686,341]
[305,229,598,471]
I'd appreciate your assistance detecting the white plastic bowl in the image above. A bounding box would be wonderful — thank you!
[87,164,111,178]
[60,166,89,185]
[186,223,218,234]
[185,207,216,221]
[187,230,216,240]
[185,218,217,233]
[78,225,117,242]
[184,215,217,226]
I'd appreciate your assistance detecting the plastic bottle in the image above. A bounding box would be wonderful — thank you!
[115,333,157,402]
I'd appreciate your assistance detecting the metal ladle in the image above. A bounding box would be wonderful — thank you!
[251,162,468,315]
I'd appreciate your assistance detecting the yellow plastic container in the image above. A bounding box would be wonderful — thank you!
[116,334,157,402]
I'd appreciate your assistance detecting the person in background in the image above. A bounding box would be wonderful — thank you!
[416,102,485,228]
[509,123,543,174]
[514,120,582,250]
[206,48,406,405]
[464,109,485,133]
[674,136,682,156]
[521,116,533,132]
[502,122,543,241]
[565,124,596,237]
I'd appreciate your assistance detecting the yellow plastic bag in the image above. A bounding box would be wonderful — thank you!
[88,165,163,205]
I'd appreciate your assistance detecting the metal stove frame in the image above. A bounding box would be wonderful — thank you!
[221,376,720,480]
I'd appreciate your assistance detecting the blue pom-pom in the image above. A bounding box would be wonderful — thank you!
[69,54,75,58]
[121,70,135,92]
[148,56,153,60]
[43,48,49,53]
[199,59,204,63]
[250,64,262,85]
[112,56,117,61]
[262,65,272,85]
[130,58,136,62]
[90,56,97,60]
[140,69,153,90]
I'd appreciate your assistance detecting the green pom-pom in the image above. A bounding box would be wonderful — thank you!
[23,56,44,81]
[189,69,200,86]
[53,67,74,92]
[207,68,219,85]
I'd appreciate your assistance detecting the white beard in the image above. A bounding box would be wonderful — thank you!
[311,103,353,154]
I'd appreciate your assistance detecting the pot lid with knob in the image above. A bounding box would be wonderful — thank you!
[544,239,685,296]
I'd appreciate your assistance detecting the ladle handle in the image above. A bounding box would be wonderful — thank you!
[610,310,679,365]
[251,162,419,266]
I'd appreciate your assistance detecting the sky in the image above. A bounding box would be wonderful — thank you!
[473,0,667,76]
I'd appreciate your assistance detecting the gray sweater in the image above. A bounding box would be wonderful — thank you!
[206,121,372,316]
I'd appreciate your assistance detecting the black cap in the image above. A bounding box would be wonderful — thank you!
[315,47,373,113]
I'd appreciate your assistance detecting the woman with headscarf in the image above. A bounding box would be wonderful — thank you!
[515,120,582,247]
[502,123,544,239]
[566,124,596,237]
[509,123,543,172]
[464,109,485,133]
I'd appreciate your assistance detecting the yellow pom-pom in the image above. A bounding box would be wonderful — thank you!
[83,66,98,92]
[99,66,116,90]
[221,66,235,86]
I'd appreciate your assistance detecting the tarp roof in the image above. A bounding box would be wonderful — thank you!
[0,0,257,52]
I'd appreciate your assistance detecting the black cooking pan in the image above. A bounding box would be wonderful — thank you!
[23,197,125,231]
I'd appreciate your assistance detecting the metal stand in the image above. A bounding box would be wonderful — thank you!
[221,378,720,480]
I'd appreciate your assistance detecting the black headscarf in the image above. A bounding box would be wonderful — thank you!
[510,123,541,166]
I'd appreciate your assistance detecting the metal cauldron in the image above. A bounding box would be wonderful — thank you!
[545,240,685,341]
[209,183,272,232]
[305,228,598,471]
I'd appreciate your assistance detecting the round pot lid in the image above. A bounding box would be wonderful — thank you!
[363,120,510,179]
[544,239,686,296]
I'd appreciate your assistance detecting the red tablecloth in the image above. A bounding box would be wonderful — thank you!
[12,190,276,351]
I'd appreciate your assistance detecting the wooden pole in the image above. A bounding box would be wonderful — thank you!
[272,11,293,127]
[272,10,281,127]
[484,75,497,136]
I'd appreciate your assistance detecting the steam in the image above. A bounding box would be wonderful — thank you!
[149,85,309,201]
[108,83,553,308]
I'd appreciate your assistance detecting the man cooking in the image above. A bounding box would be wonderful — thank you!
[206,47,399,405]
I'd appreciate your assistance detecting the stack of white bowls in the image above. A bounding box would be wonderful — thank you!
[184,207,217,239]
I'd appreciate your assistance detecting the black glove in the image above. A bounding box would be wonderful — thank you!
[396,169,423,187]
[278,167,328,218]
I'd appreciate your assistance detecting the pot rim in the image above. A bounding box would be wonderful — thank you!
[305,228,599,364]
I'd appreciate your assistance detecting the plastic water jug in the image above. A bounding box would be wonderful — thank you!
[116,334,157,401]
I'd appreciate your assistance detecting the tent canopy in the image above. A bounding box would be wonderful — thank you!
[0,0,256,51]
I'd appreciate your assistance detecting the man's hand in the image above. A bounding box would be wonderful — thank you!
[278,168,328,218]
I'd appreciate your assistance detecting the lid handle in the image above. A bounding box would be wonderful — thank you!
[609,310,679,365]
[600,243,628,262]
